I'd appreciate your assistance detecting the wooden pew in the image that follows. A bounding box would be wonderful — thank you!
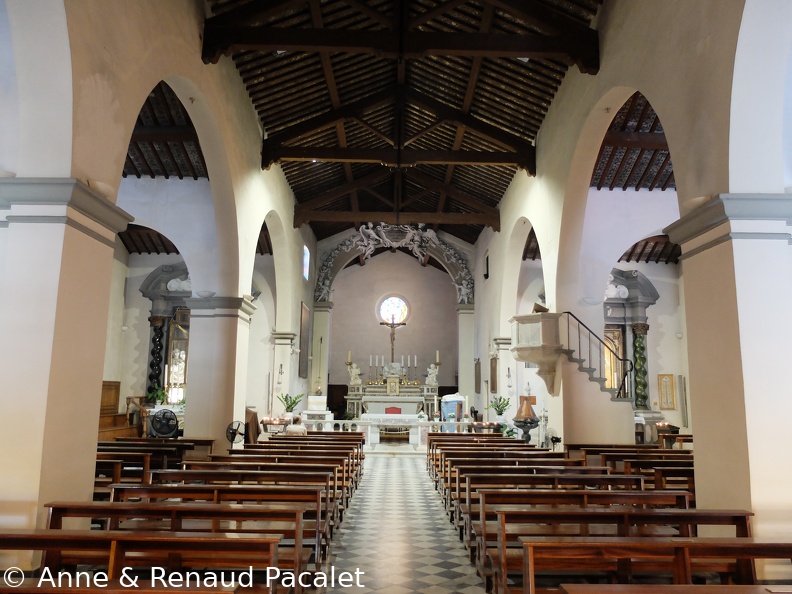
[45,500,314,581]
[600,451,693,471]
[108,482,327,563]
[15,579,237,593]
[97,445,181,470]
[469,489,693,591]
[654,466,696,493]
[0,529,280,592]
[434,448,565,485]
[114,436,215,457]
[491,508,753,594]
[519,536,792,594]
[560,585,787,594]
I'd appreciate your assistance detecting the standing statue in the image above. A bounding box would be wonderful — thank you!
[348,362,362,386]
[317,278,332,301]
[426,363,439,386]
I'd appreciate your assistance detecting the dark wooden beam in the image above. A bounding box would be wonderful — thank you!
[409,0,469,29]
[263,147,532,168]
[298,169,391,211]
[261,87,396,163]
[603,130,668,151]
[206,0,307,29]
[407,89,536,173]
[203,27,598,68]
[405,169,498,217]
[294,209,499,230]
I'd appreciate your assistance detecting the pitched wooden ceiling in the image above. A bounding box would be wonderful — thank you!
[120,2,679,261]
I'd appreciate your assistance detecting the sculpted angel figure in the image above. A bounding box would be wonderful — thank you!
[426,363,439,386]
[348,362,362,386]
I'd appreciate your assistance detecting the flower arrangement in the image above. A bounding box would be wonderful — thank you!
[485,396,511,416]
[462,412,471,420]
[432,411,441,418]
[447,412,456,420]
[277,393,304,412]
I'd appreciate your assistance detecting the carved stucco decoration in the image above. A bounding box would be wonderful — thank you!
[315,223,474,304]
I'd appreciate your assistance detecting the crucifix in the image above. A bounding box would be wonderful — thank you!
[380,315,406,363]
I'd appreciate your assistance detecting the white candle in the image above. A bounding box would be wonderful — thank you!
[401,355,404,366]
[348,350,351,363]
[414,355,417,367]
[370,355,373,366]
[436,350,440,363]
[375,355,379,366]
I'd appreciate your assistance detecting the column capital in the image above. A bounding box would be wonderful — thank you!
[185,296,257,321]
[456,304,474,315]
[632,322,650,335]
[665,193,792,258]
[0,177,133,233]
[272,331,298,346]
[148,315,168,328]
[314,301,334,313]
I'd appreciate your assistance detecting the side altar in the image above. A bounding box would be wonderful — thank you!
[345,362,439,418]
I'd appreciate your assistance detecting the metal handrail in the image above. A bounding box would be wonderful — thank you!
[561,311,633,400]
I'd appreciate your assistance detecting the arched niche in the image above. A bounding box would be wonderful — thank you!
[315,224,474,305]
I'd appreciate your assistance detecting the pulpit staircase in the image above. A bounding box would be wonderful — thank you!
[510,312,633,401]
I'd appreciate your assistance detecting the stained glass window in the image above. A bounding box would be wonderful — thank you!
[379,296,409,324]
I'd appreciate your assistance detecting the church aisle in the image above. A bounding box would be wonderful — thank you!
[319,453,483,594]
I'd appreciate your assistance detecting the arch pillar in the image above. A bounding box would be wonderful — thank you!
[0,179,131,552]
[457,304,475,398]
[309,301,334,409]
[181,296,256,449]
[665,194,792,554]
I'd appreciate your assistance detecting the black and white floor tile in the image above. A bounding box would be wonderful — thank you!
[317,447,484,593]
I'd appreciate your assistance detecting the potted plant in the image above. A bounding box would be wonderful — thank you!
[277,393,304,418]
[149,383,168,406]
[486,396,511,423]
[447,412,456,421]
[462,412,471,423]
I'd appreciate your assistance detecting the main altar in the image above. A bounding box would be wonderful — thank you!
[345,361,439,418]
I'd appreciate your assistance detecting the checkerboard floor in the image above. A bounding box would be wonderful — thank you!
[316,453,484,593]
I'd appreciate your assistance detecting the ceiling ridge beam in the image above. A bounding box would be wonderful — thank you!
[603,130,668,150]
[293,209,500,230]
[203,27,598,68]
[263,146,533,168]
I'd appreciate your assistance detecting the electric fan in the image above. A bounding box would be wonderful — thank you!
[150,409,179,438]
[226,420,246,445]
[544,427,562,451]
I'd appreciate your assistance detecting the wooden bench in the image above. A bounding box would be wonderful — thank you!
[97,445,181,470]
[560,585,788,594]
[45,500,315,582]
[110,479,331,560]
[519,536,792,594]
[14,578,237,593]
[0,529,279,592]
[600,451,693,471]
[114,437,215,457]
[491,508,753,594]
[469,489,693,586]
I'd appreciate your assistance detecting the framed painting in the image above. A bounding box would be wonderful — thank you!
[490,356,498,393]
[299,302,310,378]
[658,373,676,409]
[474,360,481,394]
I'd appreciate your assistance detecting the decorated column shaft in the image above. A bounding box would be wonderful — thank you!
[631,322,649,409]
[147,315,167,396]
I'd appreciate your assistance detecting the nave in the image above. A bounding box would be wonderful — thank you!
[318,452,482,594]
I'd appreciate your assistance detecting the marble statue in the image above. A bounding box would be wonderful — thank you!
[348,362,362,386]
[426,363,439,386]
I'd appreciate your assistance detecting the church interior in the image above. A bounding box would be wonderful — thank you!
[2,0,792,590]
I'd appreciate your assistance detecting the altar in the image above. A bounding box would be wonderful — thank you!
[345,361,439,418]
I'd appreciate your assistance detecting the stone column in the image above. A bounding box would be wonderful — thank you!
[147,315,167,396]
[631,322,650,410]
[665,194,792,551]
[457,304,475,398]
[309,301,333,410]
[181,296,256,449]
[0,179,132,553]
[272,331,298,415]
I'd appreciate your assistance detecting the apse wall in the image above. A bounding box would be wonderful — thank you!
[328,250,458,387]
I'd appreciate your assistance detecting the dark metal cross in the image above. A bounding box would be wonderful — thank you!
[380,315,406,363]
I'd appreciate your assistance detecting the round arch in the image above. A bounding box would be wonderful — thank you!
[315,226,474,306]
[263,209,297,331]
[729,0,792,193]
[498,216,537,334]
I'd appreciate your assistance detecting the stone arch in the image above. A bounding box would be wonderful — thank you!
[3,1,72,177]
[499,216,536,335]
[555,86,637,312]
[729,0,792,193]
[315,225,474,306]
[263,209,296,330]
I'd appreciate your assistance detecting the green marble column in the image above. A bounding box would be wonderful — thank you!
[632,323,650,410]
